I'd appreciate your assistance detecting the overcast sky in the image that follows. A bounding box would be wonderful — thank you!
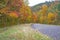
[28,0,54,6]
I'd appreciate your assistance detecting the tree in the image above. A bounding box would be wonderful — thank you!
[47,12,56,24]
[24,0,29,6]
[38,4,48,23]
[32,13,38,23]
[0,0,9,9]
[19,5,32,23]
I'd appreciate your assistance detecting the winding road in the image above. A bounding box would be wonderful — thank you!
[0,24,60,40]
[31,24,60,40]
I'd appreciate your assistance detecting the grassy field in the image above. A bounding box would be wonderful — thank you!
[0,24,52,40]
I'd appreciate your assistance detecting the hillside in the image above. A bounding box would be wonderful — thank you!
[31,1,57,12]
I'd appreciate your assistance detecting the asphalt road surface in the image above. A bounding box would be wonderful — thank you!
[31,24,60,40]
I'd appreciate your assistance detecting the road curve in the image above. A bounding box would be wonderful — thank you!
[31,24,60,40]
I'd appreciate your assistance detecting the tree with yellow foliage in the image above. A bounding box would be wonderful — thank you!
[39,15,47,24]
[41,4,48,15]
[38,4,48,23]
[47,12,56,24]
[19,5,32,23]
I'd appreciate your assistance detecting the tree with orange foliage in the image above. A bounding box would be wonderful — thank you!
[0,0,25,27]
[8,11,19,18]
[32,13,38,23]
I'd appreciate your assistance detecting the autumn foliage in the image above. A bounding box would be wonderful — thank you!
[0,0,60,27]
